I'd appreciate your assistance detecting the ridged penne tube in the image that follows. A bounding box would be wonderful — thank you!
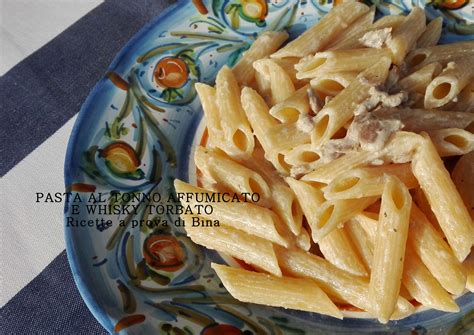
[277,248,414,319]
[194,146,272,206]
[211,263,342,318]
[296,227,311,251]
[406,41,474,69]
[411,133,474,262]
[452,151,474,219]
[352,211,378,240]
[402,242,459,312]
[345,219,374,270]
[232,31,289,85]
[271,1,369,58]
[272,57,301,85]
[318,228,369,277]
[382,131,424,164]
[174,180,291,247]
[302,132,422,184]
[265,123,311,153]
[352,213,459,312]
[326,6,375,50]
[254,67,271,101]
[428,128,474,157]
[269,85,310,123]
[425,58,474,109]
[310,72,357,97]
[241,87,289,173]
[296,48,392,79]
[411,187,443,234]
[443,83,474,112]
[416,17,443,48]
[408,204,466,295]
[184,217,281,276]
[369,176,412,323]
[330,14,405,51]
[215,66,255,158]
[285,177,325,224]
[253,59,295,105]
[373,108,474,132]
[398,63,442,94]
[311,57,391,147]
[195,83,224,148]
[323,163,418,200]
[386,7,426,65]
[302,151,375,184]
[311,196,378,242]
[463,252,474,292]
[243,150,303,236]
[284,144,321,176]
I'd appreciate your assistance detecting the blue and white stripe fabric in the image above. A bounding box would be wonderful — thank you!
[0,1,175,333]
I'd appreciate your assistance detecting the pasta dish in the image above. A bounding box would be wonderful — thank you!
[174,1,474,323]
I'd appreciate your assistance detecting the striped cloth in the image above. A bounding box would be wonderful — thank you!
[0,0,175,333]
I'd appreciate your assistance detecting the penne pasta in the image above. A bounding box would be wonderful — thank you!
[241,87,290,173]
[194,146,272,206]
[277,247,414,319]
[271,1,369,58]
[212,263,343,318]
[311,57,391,147]
[373,107,474,133]
[345,219,374,270]
[331,14,405,51]
[296,226,311,251]
[269,85,310,123]
[369,176,412,323]
[463,252,474,292]
[243,149,304,236]
[310,72,357,97]
[323,163,418,200]
[408,204,466,295]
[272,57,301,85]
[406,41,474,69]
[302,132,422,184]
[233,31,289,85]
[386,7,426,65]
[184,217,281,276]
[411,133,474,262]
[301,151,375,184]
[443,82,474,112]
[326,6,376,50]
[424,58,474,109]
[402,242,459,312]
[215,66,255,158]
[296,48,392,79]
[285,177,325,225]
[265,123,311,153]
[311,196,378,242]
[284,143,321,177]
[452,151,474,219]
[253,58,295,105]
[398,62,442,94]
[254,66,272,101]
[427,128,474,157]
[416,17,443,48]
[185,5,473,322]
[318,228,369,277]
[174,179,291,247]
[352,211,459,312]
[195,83,225,148]
[411,187,443,234]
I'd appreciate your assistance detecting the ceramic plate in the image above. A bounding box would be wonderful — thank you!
[64,1,474,334]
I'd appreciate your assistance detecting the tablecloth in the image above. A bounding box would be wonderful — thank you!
[0,0,176,333]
